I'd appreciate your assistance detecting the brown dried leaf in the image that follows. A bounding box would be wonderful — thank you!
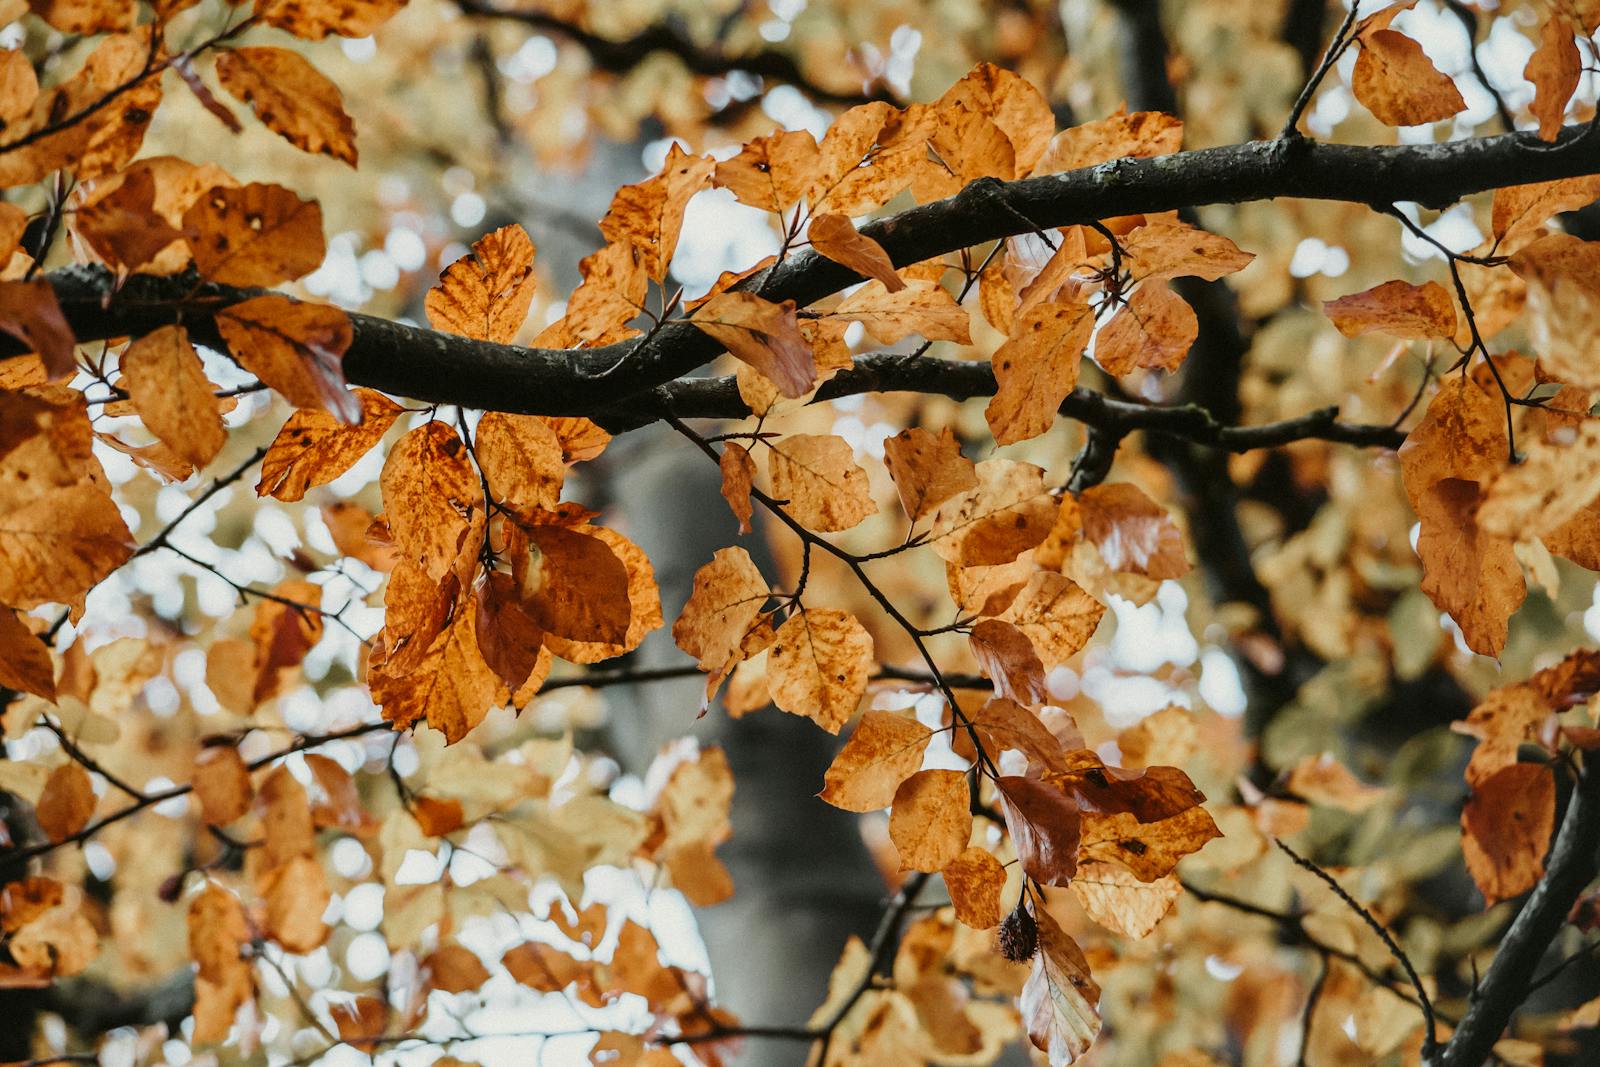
[968,622,1046,707]
[522,524,631,645]
[1078,483,1189,580]
[183,182,324,287]
[998,775,1081,886]
[370,608,501,743]
[1397,375,1506,513]
[1021,907,1102,1063]
[0,279,76,380]
[257,389,401,502]
[217,295,356,422]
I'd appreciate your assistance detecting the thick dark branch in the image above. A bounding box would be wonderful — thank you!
[20,125,1600,418]
[452,0,895,108]
[629,354,1406,448]
[1436,763,1600,1067]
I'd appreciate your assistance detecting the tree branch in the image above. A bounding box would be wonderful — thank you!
[452,0,896,108]
[1436,762,1600,1067]
[15,124,1600,420]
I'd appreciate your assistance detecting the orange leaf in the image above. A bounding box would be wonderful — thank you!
[985,298,1093,445]
[1352,28,1466,126]
[0,279,76,380]
[882,426,977,522]
[474,411,564,516]
[425,224,538,344]
[690,291,817,399]
[998,572,1105,667]
[1078,482,1190,580]
[1094,283,1197,375]
[767,607,874,733]
[1397,376,1505,514]
[380,421,485,581]
[187,882,253,1043]
[192,746,253,826]
[1492,177,1600,243]
[522,524,631,645]
[1323,279,1456,339]
[807,213,904,291]
[183,182,325,287]
[928,459,1057,567]
[820,709,933,812]
[719,442,756,534]
[833,279,972,345]
[1122,220,1253,282]
[1070,864,1179,939]
[216,46,357,165]
[253,0,406,39]
[1462,763,1554,904]
[72,165,185,274]
[122,325,226,468]
[597,143,713,281]
[257,388,401,501]
[890,769,971,872]
[767,433,877,532]
[1526,15,1580,142]
[672,546,770,689]
[1037,108,1182,174]
[539,526,662,666]
[942,846,1006,929]
[218,295,357,422]
[370,608,501,743]
[35,763,94,843]
[1416,478,1525,658]
[712,129,820,212]
[936,62,1056,176]
[0,608,54,700]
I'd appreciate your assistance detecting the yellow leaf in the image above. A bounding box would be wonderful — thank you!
[767,433,877,532]
[820,710,933,812]
[767,607,874,733]
[985,298,1093,445]
[890,768,971,872]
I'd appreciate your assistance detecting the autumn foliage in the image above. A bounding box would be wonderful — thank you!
[5,1,1600,1066]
